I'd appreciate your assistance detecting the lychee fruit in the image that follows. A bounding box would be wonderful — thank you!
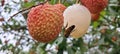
[54,4,66,12]
[27,4,63,43]
[0,18,4,21]
[1,0,5,6]
[63,4,91,38]
[80,0,108,13]
[91,13,100,21]
[112,36,117,42]
[24,0,28,3]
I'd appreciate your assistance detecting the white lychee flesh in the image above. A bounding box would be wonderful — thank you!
[63,4,91,38]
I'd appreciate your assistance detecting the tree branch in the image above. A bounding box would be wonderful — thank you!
[14,26,27,30]
[8,0,49,21]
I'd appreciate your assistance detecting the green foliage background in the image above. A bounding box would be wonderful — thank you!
[0,0,120,54]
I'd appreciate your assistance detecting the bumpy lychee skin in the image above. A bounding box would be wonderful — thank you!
[91,13,100,21]
[27,4,63,43]
[80,0,108,13]
[54,4,66,12]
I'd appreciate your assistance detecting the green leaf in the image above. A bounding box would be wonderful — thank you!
[54,36,64,45]
[67,47,74,54]
[76,50,82,54]
[8,44,13,49]
[78,38,88,54]
[57,37,67,54]
[50,0,57,5]
[22,1,35,8]
[72,38,87,54]
[93,21,100,28]
[98,37,105,45]
[37,43,47,54]
[100,10,106,16]
[0,39,2,44]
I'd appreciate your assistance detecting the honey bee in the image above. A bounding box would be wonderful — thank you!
[64,25,75,38]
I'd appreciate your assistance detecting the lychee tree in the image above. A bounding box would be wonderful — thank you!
[0,0,120,54]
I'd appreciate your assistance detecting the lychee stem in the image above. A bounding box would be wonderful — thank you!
[76,0,80,4]
[8,0,48,21]
[58,0,61,4]
[63,0,66,4]
[44,0,49,4]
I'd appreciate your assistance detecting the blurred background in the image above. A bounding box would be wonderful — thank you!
[0,0,120,54]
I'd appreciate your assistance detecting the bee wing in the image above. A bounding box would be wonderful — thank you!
[64,22,68,28]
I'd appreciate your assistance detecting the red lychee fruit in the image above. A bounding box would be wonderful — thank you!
[1,0,5,6]
[54,4,66,12]
[27,4,63,43]
[24,0,28,3]
[112,36,117,42]
[91,13,100,21]
[0,18,4,21]
[80,0,108,13]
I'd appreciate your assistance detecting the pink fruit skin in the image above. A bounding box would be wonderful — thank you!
[91,13,100,21]
[81,0,108,13]
[54,4,66,12]
[27,4,63,43]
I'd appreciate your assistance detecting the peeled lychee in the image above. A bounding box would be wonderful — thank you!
[91,13,100,21]
[54,4,66,12]
[63,4,91,38]
[27,4,63,43]
[80,0,108,13]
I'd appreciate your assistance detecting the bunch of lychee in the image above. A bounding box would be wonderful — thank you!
[80,0,108,21]
[27,2,92,43]
[27,0,108,43]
